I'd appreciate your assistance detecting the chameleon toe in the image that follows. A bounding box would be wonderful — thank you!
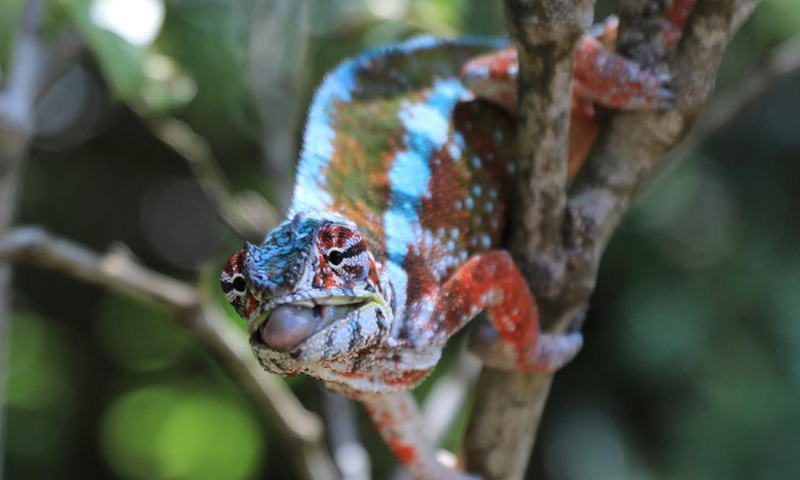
[262,305,319,352]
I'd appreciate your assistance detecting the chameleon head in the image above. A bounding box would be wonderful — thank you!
[221,212,392,381]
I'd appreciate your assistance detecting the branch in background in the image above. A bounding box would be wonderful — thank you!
[323,389,371,480]
[247,0,312,211]
[462,1,762,479]
[146,116,279,241]
[422,351,482,446]
[0,226,339,480]
[0,1,48,477]
[664,30,800,167]
[389,350,482,480]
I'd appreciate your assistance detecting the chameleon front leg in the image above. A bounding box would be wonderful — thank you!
[431,251,582,372]
[363,391,479,480]
[461,38,671,177]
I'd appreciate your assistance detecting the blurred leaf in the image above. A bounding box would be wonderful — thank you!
[101,384,264,480]
[5,312,74,410]
[4,312,76,464]
[57,0,194,113]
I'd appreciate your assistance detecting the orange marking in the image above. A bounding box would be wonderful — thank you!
[388,439,417,465]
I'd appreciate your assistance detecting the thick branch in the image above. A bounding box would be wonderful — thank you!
[462,2,596,479]
[505,0,595,297]
[566,0,749,280]
[0,227,339,480]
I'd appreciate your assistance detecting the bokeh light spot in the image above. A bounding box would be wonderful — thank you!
[101,385,264,480]
[90,0,165,46]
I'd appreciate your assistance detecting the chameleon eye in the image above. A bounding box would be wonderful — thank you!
[232,275,247,292]
[328,250,344,266]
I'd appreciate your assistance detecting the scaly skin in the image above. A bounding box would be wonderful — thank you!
[222,4,694,478]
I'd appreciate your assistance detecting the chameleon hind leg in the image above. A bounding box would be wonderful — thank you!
[432,250,582,372]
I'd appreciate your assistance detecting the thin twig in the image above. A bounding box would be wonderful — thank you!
[145,116,279,240]
[462,1,597,478]
[665,30,800,166]
[0,1,48,476]
[0,226,339,480]
[322,389,371,480]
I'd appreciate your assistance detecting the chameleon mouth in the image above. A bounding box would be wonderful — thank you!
[259,297,368,353]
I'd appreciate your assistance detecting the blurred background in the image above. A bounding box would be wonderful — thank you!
[1,0,800,479]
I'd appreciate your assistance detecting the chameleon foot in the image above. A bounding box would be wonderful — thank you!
[471,323,583,372]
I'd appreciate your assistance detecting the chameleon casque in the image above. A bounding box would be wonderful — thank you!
[221,4,692,479]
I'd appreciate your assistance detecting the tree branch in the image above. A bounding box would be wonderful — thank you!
[145,115,279,241]
[323,389,371,480]
[0,226,339,480]
[462,1,596,478]
[504,0,595,296]
[665,28,800,167]
[462,1,761,479]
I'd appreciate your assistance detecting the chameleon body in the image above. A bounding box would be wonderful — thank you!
[222,5,693,478]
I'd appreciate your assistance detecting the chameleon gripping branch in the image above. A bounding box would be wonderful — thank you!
[463,1,761,479]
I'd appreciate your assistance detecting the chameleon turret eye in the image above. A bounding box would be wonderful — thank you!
[328,250,344,265]
[232,275,247,292]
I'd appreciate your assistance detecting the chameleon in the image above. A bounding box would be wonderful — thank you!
[221,4,693,478]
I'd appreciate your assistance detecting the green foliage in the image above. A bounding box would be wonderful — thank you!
[4,313,76,468]
[101,384,264,480]
[56,0,195,113]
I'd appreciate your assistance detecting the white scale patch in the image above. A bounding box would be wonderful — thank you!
[386,261,408,337]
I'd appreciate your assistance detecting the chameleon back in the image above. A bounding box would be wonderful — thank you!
[292,37,518,289]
